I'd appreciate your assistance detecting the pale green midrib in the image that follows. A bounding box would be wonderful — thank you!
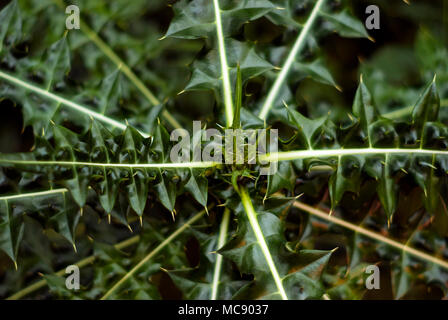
[213,0,234,127]
[384,99,448,119]
[259,0,326,120]
[52,0,181,130]
[0,188,68,201]
[0,70,149,137]
[6,235,140,300]
[0,159,218,169]
[239,186,288,300]
[261,148,448,162]
[211,208,230,300]
[101,209,207,300]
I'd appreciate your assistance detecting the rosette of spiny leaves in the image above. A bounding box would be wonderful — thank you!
[2,0,448,302]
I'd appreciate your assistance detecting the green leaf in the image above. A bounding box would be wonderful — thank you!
[165,0,277,39]
[154,177,177,214]
[352,79,379,147]
[0,199,24,266]
[168,269,244,299]
[185,169,208,209]
[293,59,338,88]
[97,69,124,115]
[240,108,264,129]
[43,274,78,299]
[265,161,296,198]
[39,36,71,90]
[286,107,326,149]
[411,78,441,214]
[0,0,21,53]
[52,125,89,207]
[321,9,370,39]
[265,0,302,28]
[152,122,177,213]
[280,250,333,300]
[412,76,440,135]
[89,121,119,214]
[329,155,364,210]
[184,40,273,94]
[377,154,397,220]
[120,127,151,216]
[0,190,84,264]
[49,193,81,247]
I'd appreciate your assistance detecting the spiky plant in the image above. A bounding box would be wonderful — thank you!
[0,0,447,300]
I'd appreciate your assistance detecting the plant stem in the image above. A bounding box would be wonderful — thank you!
[294,201,448,270]
[0,188,68,201]
[259,0,327,120]
[260,147,448,163]
[211,208,231,300]
[6,235,140,300]
[213,0,234,127]
[0,159,218,169]
[239,186,288,300]
[101,209,208,300]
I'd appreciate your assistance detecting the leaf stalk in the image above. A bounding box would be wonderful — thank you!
[211,208,231,300]
[213,0,234,127]
[239,186,288,300]
[259,0,327,120]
